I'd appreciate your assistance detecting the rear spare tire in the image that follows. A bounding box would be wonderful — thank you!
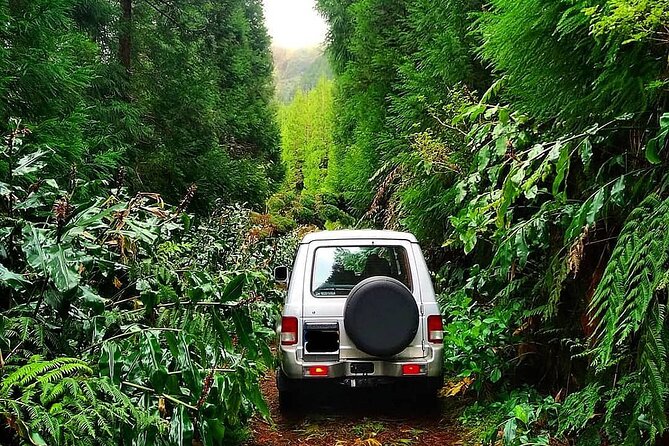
[344,277,419,357]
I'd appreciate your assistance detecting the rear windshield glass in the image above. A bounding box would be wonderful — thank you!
[312,246,412,297]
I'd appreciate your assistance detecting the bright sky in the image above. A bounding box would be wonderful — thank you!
[262,0,328,49]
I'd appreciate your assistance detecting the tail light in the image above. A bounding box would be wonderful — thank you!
[280,316,298,345]
[305,365,329,377]
[402,364,425,375]
[427,315,444,343]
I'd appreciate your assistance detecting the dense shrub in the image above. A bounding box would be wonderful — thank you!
[0,125,298,445]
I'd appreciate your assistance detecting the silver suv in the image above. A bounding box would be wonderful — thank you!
[274,230,444,409]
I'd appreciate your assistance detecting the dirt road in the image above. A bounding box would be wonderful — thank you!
[246,372,469,446]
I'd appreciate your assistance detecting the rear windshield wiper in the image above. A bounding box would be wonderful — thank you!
[314,285,348,296]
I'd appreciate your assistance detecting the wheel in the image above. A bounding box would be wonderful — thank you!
[415,377,442,410]
[276,370,299,412]
[278,387,297,411]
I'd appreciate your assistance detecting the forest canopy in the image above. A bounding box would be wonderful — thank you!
[0,0,282,212]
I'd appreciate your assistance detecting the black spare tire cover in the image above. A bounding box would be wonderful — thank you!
[344,277,419,357]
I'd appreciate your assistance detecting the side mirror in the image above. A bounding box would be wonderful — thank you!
[274,266,289,284]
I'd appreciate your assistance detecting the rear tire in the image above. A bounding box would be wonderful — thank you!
[276,370,299,412]
[418,377,442,410]
[278,388,297,411]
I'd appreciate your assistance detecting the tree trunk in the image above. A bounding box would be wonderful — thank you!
[119,0,132,76]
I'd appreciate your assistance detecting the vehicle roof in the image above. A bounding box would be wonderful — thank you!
[300,229,418,244]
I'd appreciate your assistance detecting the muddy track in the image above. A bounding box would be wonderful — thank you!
[246,372,468,446]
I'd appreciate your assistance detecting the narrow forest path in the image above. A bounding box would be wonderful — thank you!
[246,371,469,446]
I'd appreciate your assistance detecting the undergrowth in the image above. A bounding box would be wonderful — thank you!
[0,122,299,445]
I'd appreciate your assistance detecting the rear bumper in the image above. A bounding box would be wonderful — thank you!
[279,344,443,380]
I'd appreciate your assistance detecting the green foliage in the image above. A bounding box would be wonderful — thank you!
[589,0,669,44]
[278,78,336,194]
[272,78,355,228]
[0,0,114,183]
[0,125,297,444]
[129,0,282,210]
[440,290,520,389]
[478,0,667,127]
[316,0,489,211]
[461,387,559,445]
[582,194,669,443]
[6,0,669,443]
[0,356,142,446]
[1,0,281,212]
[558,384,602,437]
[268,190,355,228]
[316,0,411,208]
[589,195,669,368]
[318,0,669,444]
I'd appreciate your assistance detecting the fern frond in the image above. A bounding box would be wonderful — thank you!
[2,357,91,394]
[0,357,140,445]
[587,194,669,444]
[558,383,602,435]
[589,195,669,368]
[38,362,93,385]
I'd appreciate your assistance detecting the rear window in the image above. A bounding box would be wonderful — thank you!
[312,246,412,297]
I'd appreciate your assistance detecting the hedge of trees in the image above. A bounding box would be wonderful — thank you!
[312,0,669,443]
[1,0,282,212]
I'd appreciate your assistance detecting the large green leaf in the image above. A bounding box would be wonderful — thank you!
[0,264,30,290]
[164,331,183,365]
[578,138,593,168]
[79,285,106,314]
[211,310,233,352]
[514,404,529,424]
[552,142,570,199]
[30,432,48,446]
[645,136,663,165]
[169,406,194,446]
[585,189,605,225]
[100,342,121,384]
[67,202,125,231]
[503,417,518,444]
[244,378,270,419]
[22,224,48,271]
[123,219,159,244]
[221,274,246,302]
[223,377,242,417]
[645,116,669,165]
[231,310,256,356]
[201,418,226,446]
[45,246,80,292]
[14,149,47,177]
